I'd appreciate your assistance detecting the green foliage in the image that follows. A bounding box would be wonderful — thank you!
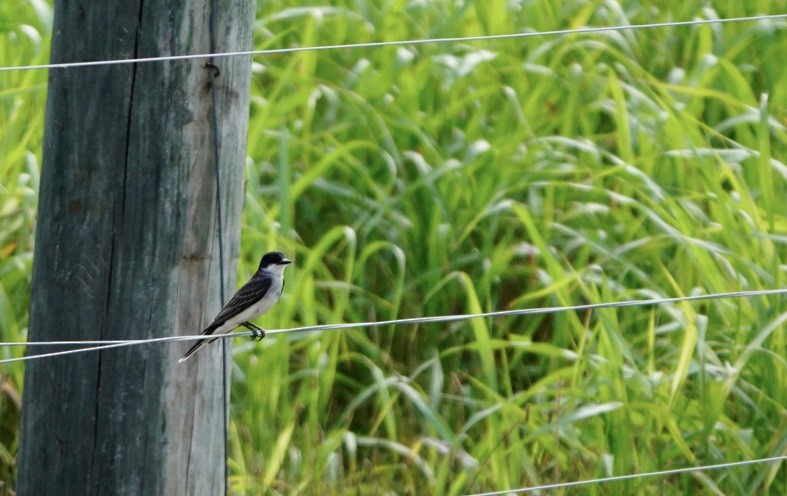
[0,0,49,486]
[3,1,787,494]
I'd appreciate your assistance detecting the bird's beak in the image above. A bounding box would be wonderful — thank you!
[282,258,293,265]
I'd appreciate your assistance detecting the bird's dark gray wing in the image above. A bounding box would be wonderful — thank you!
[209,272,273,327]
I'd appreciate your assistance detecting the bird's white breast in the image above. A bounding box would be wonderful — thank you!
[220,273,284,332]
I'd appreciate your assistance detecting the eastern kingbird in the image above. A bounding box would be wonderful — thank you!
[179,251,293,363]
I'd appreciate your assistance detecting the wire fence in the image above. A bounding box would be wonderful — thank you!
[0,13,785,73]
[468,455,787,495]
[2,7,786,495]
[2,287,785,365]
[3,287,783,491]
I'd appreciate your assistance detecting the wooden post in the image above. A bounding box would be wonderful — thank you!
[16,1,252,494]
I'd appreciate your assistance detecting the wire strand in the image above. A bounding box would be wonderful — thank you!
[2,287,784,365]
[1,14,784,73]
[467,455,787,495]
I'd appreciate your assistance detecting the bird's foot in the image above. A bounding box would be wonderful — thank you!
[242,322,266,341]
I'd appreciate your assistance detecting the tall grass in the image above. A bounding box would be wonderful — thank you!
[0,0,49,486]
[3,0,787,494]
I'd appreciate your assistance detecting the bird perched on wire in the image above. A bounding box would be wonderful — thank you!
[179,251,293,363]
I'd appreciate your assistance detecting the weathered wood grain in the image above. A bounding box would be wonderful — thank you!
[17,1,252,494]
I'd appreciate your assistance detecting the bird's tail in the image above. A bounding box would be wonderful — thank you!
[178,324,220,363]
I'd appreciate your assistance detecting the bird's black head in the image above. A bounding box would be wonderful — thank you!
[258,251,293,271]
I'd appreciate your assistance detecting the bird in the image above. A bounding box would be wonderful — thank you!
[179,251,293,363]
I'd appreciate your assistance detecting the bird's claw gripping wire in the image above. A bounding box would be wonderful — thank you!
[242,322,266,341]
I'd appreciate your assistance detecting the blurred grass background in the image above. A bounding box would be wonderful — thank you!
[2,0,786,494]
